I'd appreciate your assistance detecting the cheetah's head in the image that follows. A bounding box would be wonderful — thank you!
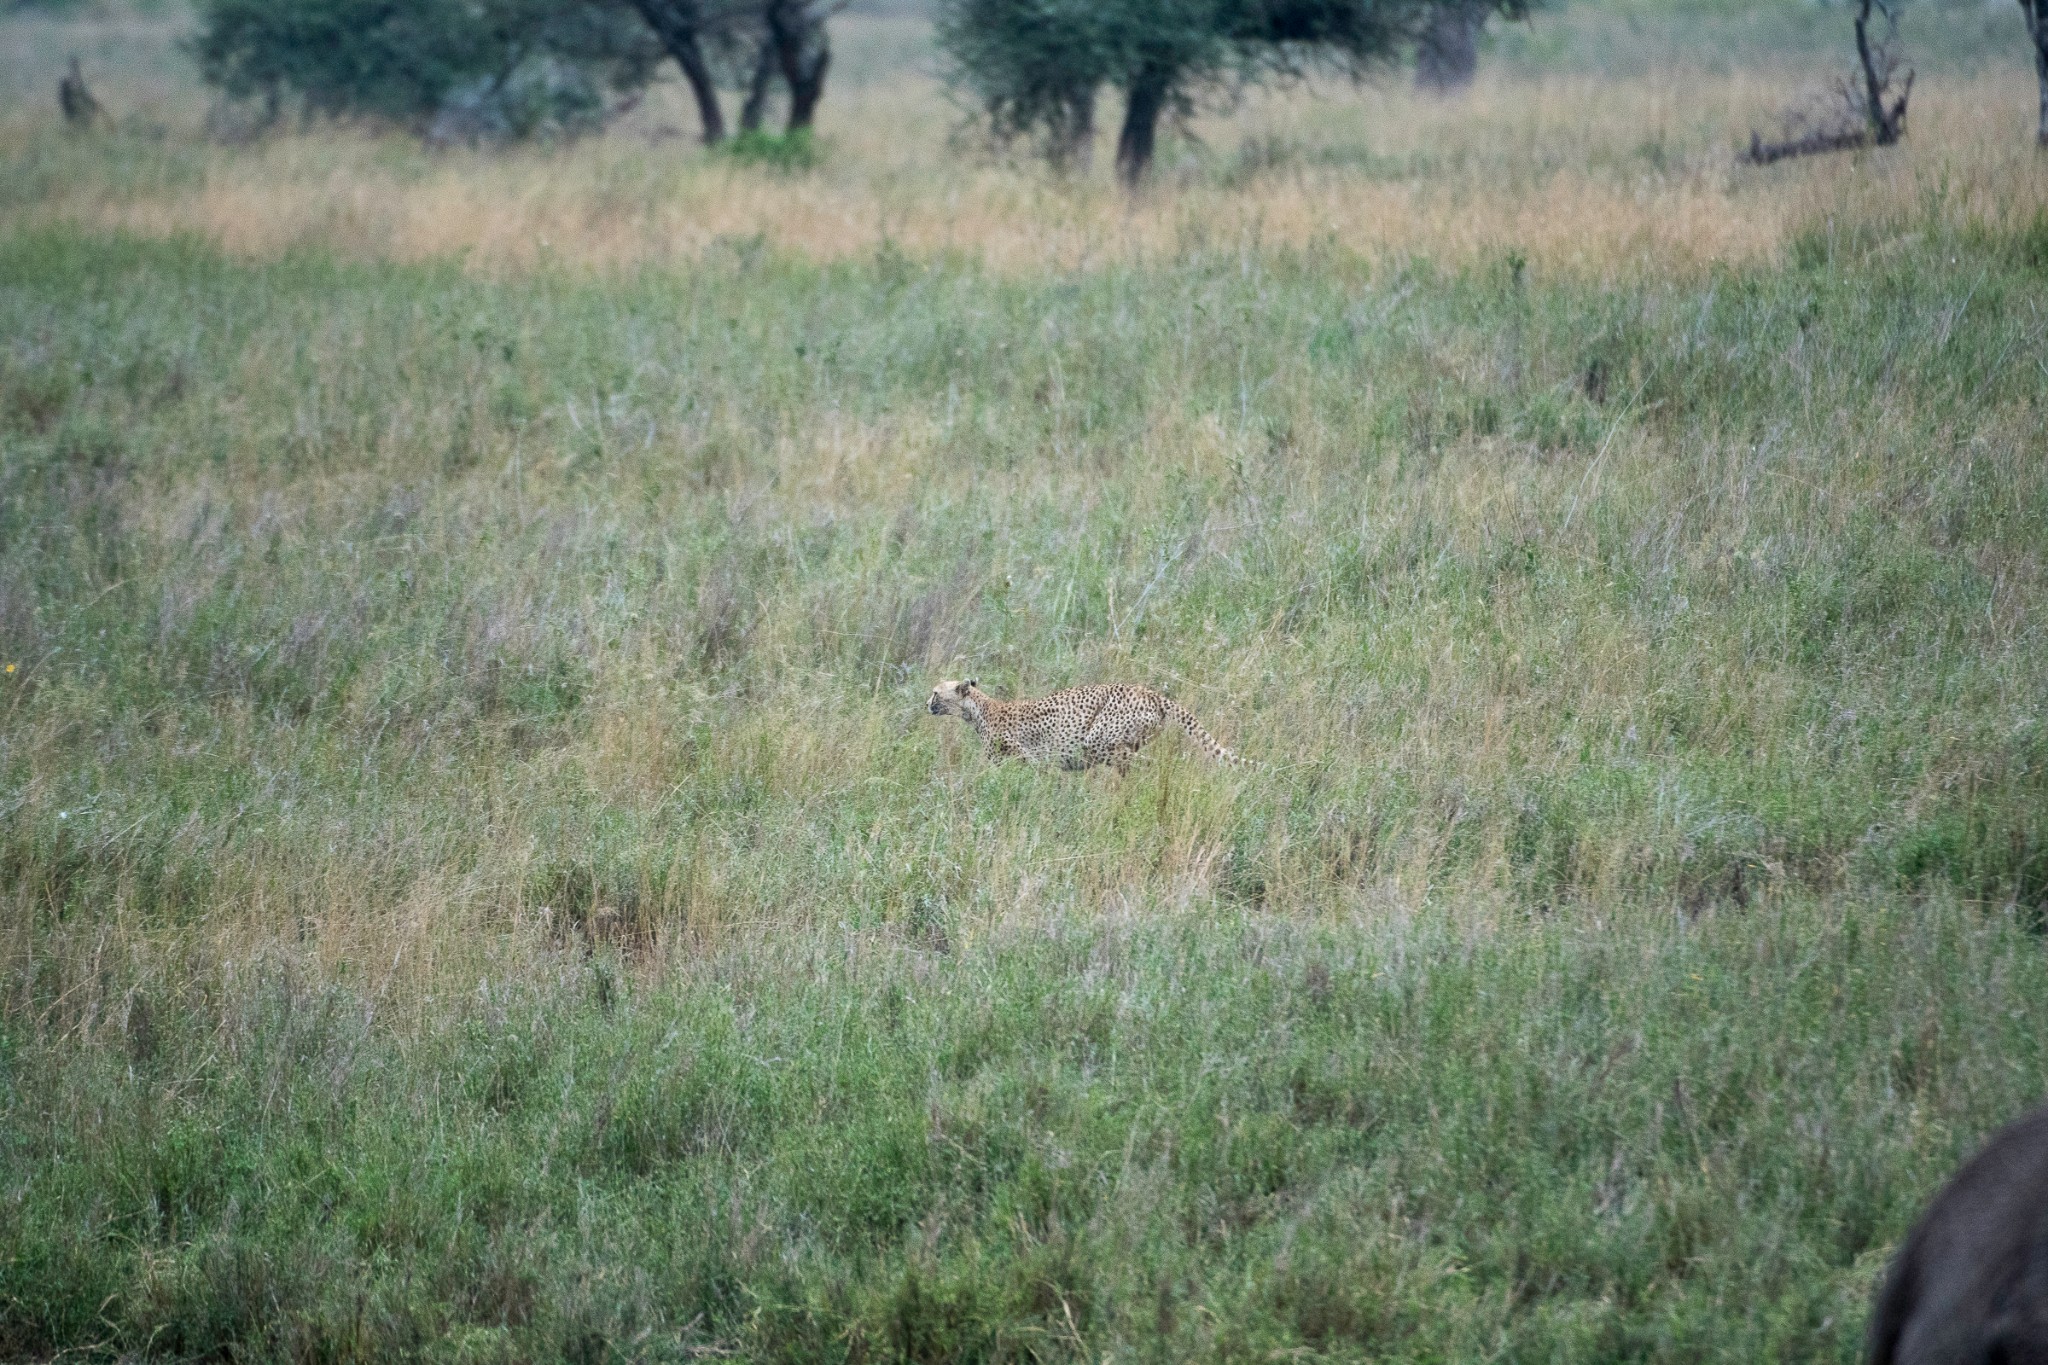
[927,678,979,717]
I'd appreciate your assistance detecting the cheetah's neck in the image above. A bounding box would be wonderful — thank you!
[960,689,1015,746]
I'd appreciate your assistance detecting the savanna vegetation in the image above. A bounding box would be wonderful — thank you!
[3,1,2047,1359]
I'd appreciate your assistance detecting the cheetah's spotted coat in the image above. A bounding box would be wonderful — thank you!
[926,680,1244,773]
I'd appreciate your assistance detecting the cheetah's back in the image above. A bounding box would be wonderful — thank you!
[997,684,1240,772]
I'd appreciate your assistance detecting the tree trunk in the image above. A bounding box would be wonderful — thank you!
[628,0,726,144]
[1852,0,1907,145]
[1051,86,1095,173]
[1115,69,1169,189]
[785,45,828,131]
[2025,0,2048,145]
[1852,0,1889,141]
[766,0,830,132]
[740,34,777,133]
[1414,3,1483,93]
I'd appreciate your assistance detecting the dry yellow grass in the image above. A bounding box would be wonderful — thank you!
[3,15,2042,278]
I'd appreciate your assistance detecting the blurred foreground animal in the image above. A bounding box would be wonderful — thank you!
[1868,1100,2048,1365]
[59,57,102,128]
[926,680,1243,774]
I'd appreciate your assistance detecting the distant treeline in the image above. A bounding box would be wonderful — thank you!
[173,0,1515,177]
[44,0,2044,168]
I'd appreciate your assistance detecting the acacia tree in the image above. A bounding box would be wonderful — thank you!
[624,0,740,142]
[192,0,839,147]
[1106,0,1240,185]
[939,0,1520,186]
[628,0,839,144]
[765,0,835,130]
[939,0,1259,185]
[936,0,1115,170]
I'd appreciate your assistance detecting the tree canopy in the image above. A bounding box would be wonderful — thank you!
[188,0,838,145]
[939,0,1529,184]
[188,0,664,139]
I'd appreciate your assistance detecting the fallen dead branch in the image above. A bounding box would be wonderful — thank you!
[1744,0,1910,165]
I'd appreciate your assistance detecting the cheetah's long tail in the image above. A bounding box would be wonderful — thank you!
[1163,700,1249,768]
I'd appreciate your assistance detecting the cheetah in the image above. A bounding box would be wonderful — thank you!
[925,679,1245,774]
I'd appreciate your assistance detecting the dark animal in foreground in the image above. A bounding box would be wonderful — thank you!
[925,679,1243,774]
[1868,1100,2048,1365]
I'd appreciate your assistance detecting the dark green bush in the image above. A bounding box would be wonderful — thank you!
[186,0,663,139]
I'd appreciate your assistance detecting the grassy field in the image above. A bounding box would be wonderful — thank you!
[3,3,2048,1360]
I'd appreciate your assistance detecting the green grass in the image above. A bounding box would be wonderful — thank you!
[2,212,2044,1360]
[3,224,2044,940]
[718,127,823,170]
[6,902,2046,1361]
[3,6,2048,1353]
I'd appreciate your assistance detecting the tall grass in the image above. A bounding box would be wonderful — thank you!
[2,2,2047,1359]
[5,223,2043,962]
[5,901,2046,1361]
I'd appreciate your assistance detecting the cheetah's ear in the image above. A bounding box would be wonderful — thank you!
[964,678,978,692]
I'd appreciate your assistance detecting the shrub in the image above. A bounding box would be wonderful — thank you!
[717,126,821,170]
